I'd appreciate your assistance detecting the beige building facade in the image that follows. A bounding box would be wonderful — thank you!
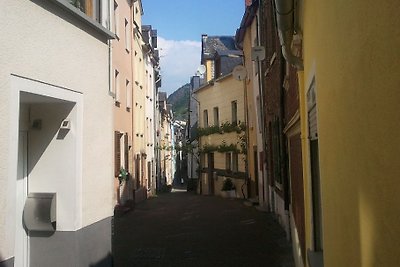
[112,0,135,208]
[195,74,246,197]
[0,0,114,266]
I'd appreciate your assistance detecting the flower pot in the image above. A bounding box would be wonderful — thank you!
[221,189,236,198]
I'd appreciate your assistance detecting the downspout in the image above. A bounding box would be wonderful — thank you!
[273,0,303,70]
[255,9,270,210]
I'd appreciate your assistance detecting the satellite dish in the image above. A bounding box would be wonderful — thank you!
[232,65,247,81]
[251,46,266,61]
[197,65,206,75]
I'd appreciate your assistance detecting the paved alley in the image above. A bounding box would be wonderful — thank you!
[113,189,295,267]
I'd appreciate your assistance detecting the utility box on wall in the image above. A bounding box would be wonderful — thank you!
[23,193,56,232]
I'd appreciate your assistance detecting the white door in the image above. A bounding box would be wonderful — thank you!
[15,131,29,267]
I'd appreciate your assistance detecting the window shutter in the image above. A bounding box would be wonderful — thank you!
[307,79,318,140]
[115,131,121,177]
[124,133,129,171]
[126,80,132,109]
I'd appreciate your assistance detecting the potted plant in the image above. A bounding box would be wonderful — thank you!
[221,178,236,198]
[118,167,129,185]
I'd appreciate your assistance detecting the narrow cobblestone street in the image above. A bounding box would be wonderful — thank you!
[113,188,295,267]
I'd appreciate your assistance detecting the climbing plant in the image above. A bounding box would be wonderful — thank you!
[197,122,246,137]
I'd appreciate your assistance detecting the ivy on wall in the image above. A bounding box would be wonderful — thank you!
[197,122,246,137]
[197,122,248,155]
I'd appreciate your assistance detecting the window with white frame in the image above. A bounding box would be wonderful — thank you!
[225,152,238,172]
[231,101,238,125]
[232,152,238,172]
[225,153,232,171]
[203,110,208,127]
[69,0,103,24]
[213,107,219,126]
[126,79,131,110]
[114,69,120,103]
[124,18,130,52]
[113,0,119,38]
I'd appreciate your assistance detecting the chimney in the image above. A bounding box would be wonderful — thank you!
[245,0,252,6]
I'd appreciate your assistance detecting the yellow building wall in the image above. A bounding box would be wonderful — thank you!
[197,75,245,128]
[196,75,246,194]
[242,19,259,197]
[205,60,214,82]
[299,1,400,266]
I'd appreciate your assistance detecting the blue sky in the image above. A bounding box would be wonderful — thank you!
[142,0,245,95]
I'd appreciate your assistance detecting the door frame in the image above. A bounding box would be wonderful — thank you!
[15,131,29,267]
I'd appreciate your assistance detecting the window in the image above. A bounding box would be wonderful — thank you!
[114,131,122,177]
[307,78,323,252]
[231,101,238,125]
[225,152,238,172]
[124,18,130,52]
[113,0,119,38]
[210,60,215,80]
[92,0,102,23]
[114,69,120,104]
[114,131,129,176]
[70,0,102,24]
[126,79,131,110]
[203,110,208,127]
[213,107,219,126]
[232,152,238,172]
[225,153,231,171]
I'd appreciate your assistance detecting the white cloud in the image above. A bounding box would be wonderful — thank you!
[157,37,201,95]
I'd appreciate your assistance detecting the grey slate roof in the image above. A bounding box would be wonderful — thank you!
[200,35,243,78]
[201,35,238,62]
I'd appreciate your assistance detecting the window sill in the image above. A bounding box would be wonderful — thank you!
[307,249,324,267]
[48,0,115,39]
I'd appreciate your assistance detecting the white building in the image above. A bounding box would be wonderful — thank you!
[0,1,114,266]
[142,25,160,196]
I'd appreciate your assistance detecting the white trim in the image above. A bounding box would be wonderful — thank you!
[304,62,324,252]
[10,75,84,231]
[289,206,305,267]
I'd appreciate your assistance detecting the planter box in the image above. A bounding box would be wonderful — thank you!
[221,190,236,198]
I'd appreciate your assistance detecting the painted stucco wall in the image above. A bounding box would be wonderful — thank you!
[0,0,113,261]
[242,16,256,194]
[299,0,400,266]
[196,75,246,195]
[113,0,133,144]
[144,51,156,191]
[132,0,146,159]
[197,75,245,128]
[112,0,135,206]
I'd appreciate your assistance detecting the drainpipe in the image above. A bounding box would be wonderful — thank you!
[273,0,303,70]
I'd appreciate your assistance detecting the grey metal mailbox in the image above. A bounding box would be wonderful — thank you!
[23,193,56,232]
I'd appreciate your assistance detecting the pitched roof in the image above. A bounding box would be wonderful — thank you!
[200,35,243,78]
[235,0,259,48]
[201,35,238,62]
